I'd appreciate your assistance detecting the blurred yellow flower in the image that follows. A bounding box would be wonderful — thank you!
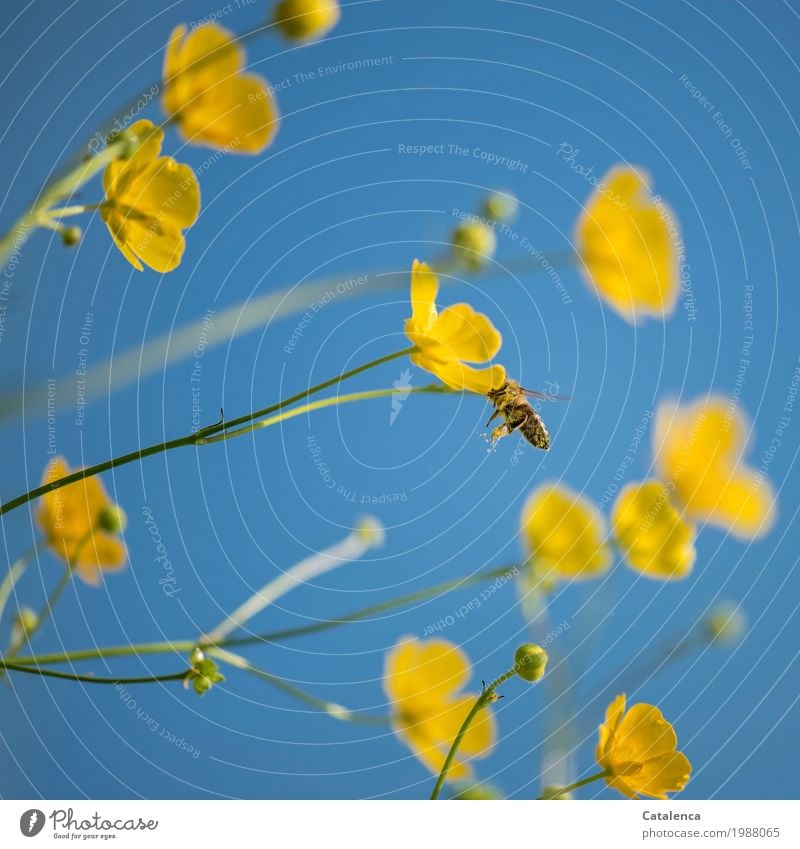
[612,481,696,580]
[36,458,126,586]
[521,483,612,582]
[163,23,279,153]
[405,260,506,394]
[597,694,691,799]
[274,0,341,41]
[576,167,679,322]
[653,397,776,539]
[383,637,496,779]
[100,119,200,272]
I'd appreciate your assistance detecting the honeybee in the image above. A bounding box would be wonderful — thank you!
[486,380,557,450]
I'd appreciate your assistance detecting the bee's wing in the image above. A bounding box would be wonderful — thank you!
[519,386,571,402]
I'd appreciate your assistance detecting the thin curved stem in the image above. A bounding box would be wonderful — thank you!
[536,769,610,799]
[0,543,39,625]
[0,660,188,685]
[210,648,390,726]
[0,346,417,518]
[8,565,520,667]
[430,666,519,800]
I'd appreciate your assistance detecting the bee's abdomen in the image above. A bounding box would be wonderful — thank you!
[523,409,550,450]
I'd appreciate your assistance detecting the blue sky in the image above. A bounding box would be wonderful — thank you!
[0,0,798,799]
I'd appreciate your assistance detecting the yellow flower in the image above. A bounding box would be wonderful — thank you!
[405,260,505,394]
[100,120,200,272]
[612,481,696,580]
[36,458,126,586]
[653,396,776,539]
[520,483,612,582]
[383,637,496,779]
[597,694,691,799]
[163,23,279,153]
[576,167,678,322]
[274,0,341,41]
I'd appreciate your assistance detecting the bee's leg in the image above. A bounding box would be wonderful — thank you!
[490,410,526,443]
[485,409,502,427]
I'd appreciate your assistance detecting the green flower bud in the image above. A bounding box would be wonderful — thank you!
[98,505,127,534]
[61,226,82,247]
[451,220,497,270]
[514,643,548,682]
[482,190,518,222]
[274,0,341,42]
[14,607,39,636]
[704,602,746,645]
[185,649,225,695]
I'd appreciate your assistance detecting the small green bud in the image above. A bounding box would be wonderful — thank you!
[185,649,225,695]
[15,607,39,635]
[61,226,82,247]
[482,190,518,222]
[98,505,127,534]
[514,643,548,682]
[704,602,746,645]
[451,220,497,270]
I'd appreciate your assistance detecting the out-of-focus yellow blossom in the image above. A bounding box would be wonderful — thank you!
[576,167,678,322]
[100,120,200,272]
[163,23,279,153]
[274,0,341,41]
[521,483,612,582]
[704,601,746,645]
[404,260,505,394]
[452,220,497,270]
[612,481,696,580]
[36,458,126,586]
[482,190,518,223]
[597,694,691,799]
[653,396,776,539]
[383,637,496,779]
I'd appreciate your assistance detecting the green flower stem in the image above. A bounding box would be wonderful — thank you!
[0,660,189,685]
[536,769,610,799]
[0,543,38,625]
[196,383,451,445]
[0,135,132,265]
[8,564,520,668]
[210,648,390,726]
[0,346,417,518]
[430,666,519,800]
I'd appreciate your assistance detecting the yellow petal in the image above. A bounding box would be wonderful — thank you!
[612,703,679,764]
[163,23,243,98]
[173,74,279,153]
[576,166,679,322]
[521,483,612,581]
[383,637,470,704]
[74,533,127,586]
[122,218,188,273]
[612,481,696,580]
[596,693,626,763]
[103,120,164,198]
[125,158,200,228]
[653,397,776,538]
[100,206,144,271]
[409,259,439,333]
[417,356,506,394]
[626,751,692,799]
[395,719,471,780]
[429,303,502,363]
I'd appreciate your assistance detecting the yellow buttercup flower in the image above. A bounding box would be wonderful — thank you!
[612,481,696,580]
[653,396,776,539]
[163,23,279,153]
[597,694,691,799]
[100,119,200,272]
[521,483,612,582]
[405,260,506,394]
[576,167,679,322]
[36,458,126,586]
[274,0,341,41]
[383,637,496,779]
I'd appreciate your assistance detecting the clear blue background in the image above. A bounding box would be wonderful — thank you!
[0,0,798,800]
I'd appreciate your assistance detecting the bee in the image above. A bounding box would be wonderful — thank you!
[486,380,559,450]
